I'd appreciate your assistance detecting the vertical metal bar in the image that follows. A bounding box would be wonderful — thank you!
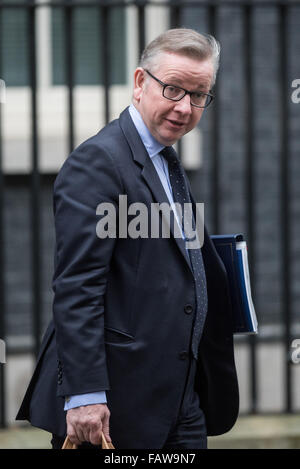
[100,5,110,125]
[244,4,257,414]
[208,5,220,234]
[170,0,182,158]
[279,4,292,413]
[170,0,180,29]
[137,0,146,59]
[64,0,74,153]
[28,1,42,358]
[0,0,6,428]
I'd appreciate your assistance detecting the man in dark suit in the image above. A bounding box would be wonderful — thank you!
[16,28,239,449]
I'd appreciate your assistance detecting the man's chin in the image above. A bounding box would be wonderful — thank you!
[158,130,185,147]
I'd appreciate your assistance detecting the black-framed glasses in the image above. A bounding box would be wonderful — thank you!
[144,69,214,109]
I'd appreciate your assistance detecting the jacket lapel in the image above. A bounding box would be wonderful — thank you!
[119,107,192,272]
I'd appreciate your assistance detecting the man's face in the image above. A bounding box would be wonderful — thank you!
[133,52,214,146]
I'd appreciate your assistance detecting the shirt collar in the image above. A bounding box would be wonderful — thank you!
[129,104,164,159]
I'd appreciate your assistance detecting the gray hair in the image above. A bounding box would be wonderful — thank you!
[139,28,220,86]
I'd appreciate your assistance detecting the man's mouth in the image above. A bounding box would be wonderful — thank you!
[166,119,186,128]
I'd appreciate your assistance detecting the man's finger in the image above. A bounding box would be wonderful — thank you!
[86,414,103,445]
[102,412,111,443]
[81,424,91,444]
[89,427,103,446]
[67,423,82,446]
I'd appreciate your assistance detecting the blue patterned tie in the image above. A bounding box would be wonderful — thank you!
[160,146,208,359]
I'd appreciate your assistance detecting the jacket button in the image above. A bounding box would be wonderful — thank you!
[184,304,193,315]
[179,351,189,360]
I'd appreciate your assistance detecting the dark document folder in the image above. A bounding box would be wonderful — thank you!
[211,234,258,334]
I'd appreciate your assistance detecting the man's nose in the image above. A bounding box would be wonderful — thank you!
[173,94,192,114]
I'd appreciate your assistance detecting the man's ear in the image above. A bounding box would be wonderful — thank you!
[133,68,145,103]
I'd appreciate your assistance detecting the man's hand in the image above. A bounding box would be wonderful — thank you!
[66,403,111,446]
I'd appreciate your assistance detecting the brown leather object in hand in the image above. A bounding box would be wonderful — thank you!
[62,432,115,449]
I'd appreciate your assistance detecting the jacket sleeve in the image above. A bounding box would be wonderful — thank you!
[52,139,123,397]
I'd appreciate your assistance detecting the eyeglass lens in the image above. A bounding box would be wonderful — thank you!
[163,85,211,107]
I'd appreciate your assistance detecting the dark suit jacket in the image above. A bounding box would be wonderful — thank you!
[16,107,239,449]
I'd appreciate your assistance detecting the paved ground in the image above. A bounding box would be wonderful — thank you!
[208,414,300,449]
[0,414,300,449]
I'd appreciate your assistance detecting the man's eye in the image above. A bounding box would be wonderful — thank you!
[166,86,181,95]
[193,92,205,99]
